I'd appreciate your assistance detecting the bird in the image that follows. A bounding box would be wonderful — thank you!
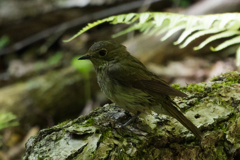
[78,40,202,139]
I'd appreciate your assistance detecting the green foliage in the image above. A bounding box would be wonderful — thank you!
[34,61,46,71]
[34,51,63,71]
[224,71,239,83]
[71,56,94,101]
[47,51,63,66]
[0,112,18,147]
[65,12,240,65]
[71,56,93,77]
[185,83,205,93]
[100,129,113,142]
[172,0,191,7]
[83,117,95,127]
[0,35,10,49]
[176,71,240,96]
[0,112,18,130]
[211,71,240,83]
[171,83,181,90]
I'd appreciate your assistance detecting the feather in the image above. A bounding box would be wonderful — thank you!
[108,55,187,97]
[132,80,187,97]
[163,100,202,139]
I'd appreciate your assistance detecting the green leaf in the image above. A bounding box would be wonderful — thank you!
[174,26,205,45]
[124,13,136,23]
[0,35,10,49]
[64,12,240,65]
[112,24,140,38]
[0,112,18,130]
[161,24,186,41]
[139,13,150,24]
[194,30,240,50]
[47,51,63,66]
[180,28,226,49]
[71,56,93,75]
[210,35,240,51]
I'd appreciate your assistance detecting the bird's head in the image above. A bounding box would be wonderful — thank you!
[78,41,128,67]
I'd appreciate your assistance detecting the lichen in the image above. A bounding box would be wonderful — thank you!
[24,71,240,160]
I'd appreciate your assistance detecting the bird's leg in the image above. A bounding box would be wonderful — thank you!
[122,111,141,127]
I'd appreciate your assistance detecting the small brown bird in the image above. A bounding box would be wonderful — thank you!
[78,41,202,139]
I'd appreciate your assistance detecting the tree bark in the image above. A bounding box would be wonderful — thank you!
[23,71,240,160]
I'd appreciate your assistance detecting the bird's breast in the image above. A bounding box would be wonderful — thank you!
[96,67,115,99]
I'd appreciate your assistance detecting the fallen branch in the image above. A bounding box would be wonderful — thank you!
[24,71,240,159]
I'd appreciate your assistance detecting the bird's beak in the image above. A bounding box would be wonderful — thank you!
[78,54,91,60]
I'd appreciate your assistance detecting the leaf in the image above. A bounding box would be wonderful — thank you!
[64,12,240,65]
[71,56,93,76]
[194,30,240,50]
[180,28,226,49]
[64,16,114,42]
[0,112,18,130]
[210,35,240,51]
[112,24,139,38]
[47,51,63,66]
[124,13,136,23]
[161,24,186,41]
[0,35,10,49]
[139,13,150,24]
[174,26,205,45]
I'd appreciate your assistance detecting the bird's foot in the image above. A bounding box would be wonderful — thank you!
[120,111,141,127]
[109,103,118,108]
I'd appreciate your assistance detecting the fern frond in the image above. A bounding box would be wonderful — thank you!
[210,35,240,51]
[65,12,240,64]
[180,28,226,48]
[63,16,115,42]
[194,30,240,50]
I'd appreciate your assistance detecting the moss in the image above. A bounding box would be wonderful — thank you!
[211,71,240,83]
[222,126,227,133]
[99,128,113,142]
[24,71,240,160]
[213,122,226,133]
[186,84,194,92]
[117,152,129,160]
[215,146,227,160]
[171,84,181,90]
[83,117,95,127]
[57,119,71,127]
[172,71,240,95]
[224,71,240,82]
[37,156,46,160]
[229,114,237,122]
[195,101,200,105]
[179,83,206,93]
[194,84,205,92]
[131,133,140,140]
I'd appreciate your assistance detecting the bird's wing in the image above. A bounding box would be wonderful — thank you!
[108,60,187,97]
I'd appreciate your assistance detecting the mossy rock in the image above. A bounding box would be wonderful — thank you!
[24,71,240,160]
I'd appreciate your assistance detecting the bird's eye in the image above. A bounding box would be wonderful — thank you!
[99,49,107,56]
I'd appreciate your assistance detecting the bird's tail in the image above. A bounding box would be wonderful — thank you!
[155,100,202,140]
